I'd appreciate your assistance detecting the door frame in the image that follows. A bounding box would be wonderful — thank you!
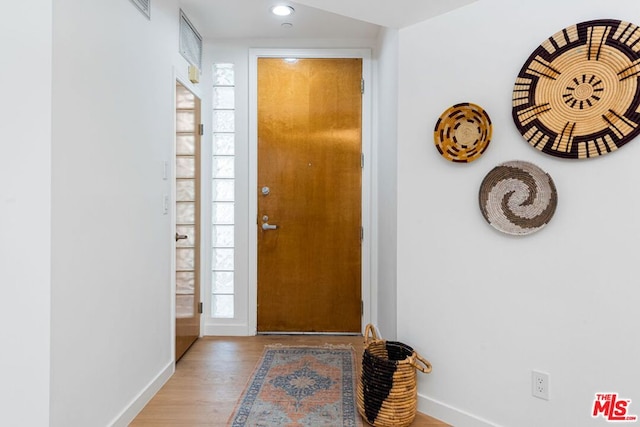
[248,48,374,335]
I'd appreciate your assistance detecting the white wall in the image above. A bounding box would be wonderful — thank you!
[51,0,191,425]
[375,27,399,339]
[0,1,52,425]
[397,1,640,426]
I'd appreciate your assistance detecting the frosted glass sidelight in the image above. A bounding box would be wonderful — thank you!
[176,295,195,318]
[212,62,236,320]
[175,80,200,354]
[176,156,195,178]
[176,271,195,294]
[176,225,195,247]
[176,248,195,270]
[213,133,235,155]
[212,157,234,179]
[212,272,234,293]
[176,135,195,155]
[212,294,234,318]
[212,225,234,248]
[212,179,234,201]
[176,89,195,108]
[214,63,234,86]
[176,179,196,202]
[213,248,234,270]
[176,111,196,133]
[213,87,235,109]
[212,202,234,224]
[176,202,195,224]
[212,110,235,133]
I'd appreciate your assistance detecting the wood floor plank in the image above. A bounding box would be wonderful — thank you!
[131,335,449,426]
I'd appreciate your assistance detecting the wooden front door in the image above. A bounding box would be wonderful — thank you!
[175,81,201,360]
[257,58,363,333]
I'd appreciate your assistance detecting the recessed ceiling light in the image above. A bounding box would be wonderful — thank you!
[271,5,295,17]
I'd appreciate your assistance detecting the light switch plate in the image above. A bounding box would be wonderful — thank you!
[162,194,169,215]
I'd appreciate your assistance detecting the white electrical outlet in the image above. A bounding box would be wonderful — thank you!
[532,370,550,400]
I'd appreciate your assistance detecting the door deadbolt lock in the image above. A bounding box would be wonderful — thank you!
[261,186,270,195]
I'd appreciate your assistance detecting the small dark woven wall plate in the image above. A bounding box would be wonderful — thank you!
[479,161,557,235]
[434,102,492,163]
[512,19,640,159]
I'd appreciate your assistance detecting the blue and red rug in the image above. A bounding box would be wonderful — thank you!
[228,345,362,427]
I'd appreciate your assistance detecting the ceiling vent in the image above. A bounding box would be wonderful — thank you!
[130,0,150,19]
[180,10,203,70]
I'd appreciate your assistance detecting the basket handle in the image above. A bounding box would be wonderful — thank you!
[410,352,433,374]
[363,323,378,345]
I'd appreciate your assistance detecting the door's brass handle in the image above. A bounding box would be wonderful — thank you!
[175,233,189,241]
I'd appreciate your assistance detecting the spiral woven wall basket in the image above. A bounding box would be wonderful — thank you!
[434,102,492,163]
[479,161,558,236]
[512,19,640,159]
[357,324,432,427]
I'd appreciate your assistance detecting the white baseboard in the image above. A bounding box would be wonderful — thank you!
[108,360,175,427]
[418,393,502,427]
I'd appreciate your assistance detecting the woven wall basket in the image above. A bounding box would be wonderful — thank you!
[357,324,432,427]
[479,160,557,236]
[512,19,640,159]
[434,102,492,163]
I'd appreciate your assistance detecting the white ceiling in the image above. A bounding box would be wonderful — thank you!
[292,0,478,29]
[179,0,477,40]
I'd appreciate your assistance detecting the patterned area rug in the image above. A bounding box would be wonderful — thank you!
[228,345,363,427]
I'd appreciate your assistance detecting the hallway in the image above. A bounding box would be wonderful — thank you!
[132,335,448,426]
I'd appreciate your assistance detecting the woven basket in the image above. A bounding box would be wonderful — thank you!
[357,324,432,427]
[512,19,640,159]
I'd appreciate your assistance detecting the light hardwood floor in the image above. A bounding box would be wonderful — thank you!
[131,335,449,426]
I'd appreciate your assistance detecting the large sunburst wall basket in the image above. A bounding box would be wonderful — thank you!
[512,19,640,159]
[479,161,558,236]
[434,102,492,163]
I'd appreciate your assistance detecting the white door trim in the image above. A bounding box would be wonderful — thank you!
[248,48,374,335]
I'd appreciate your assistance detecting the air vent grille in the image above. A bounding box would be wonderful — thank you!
[130,0,150,19]
[180,11,203,69]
